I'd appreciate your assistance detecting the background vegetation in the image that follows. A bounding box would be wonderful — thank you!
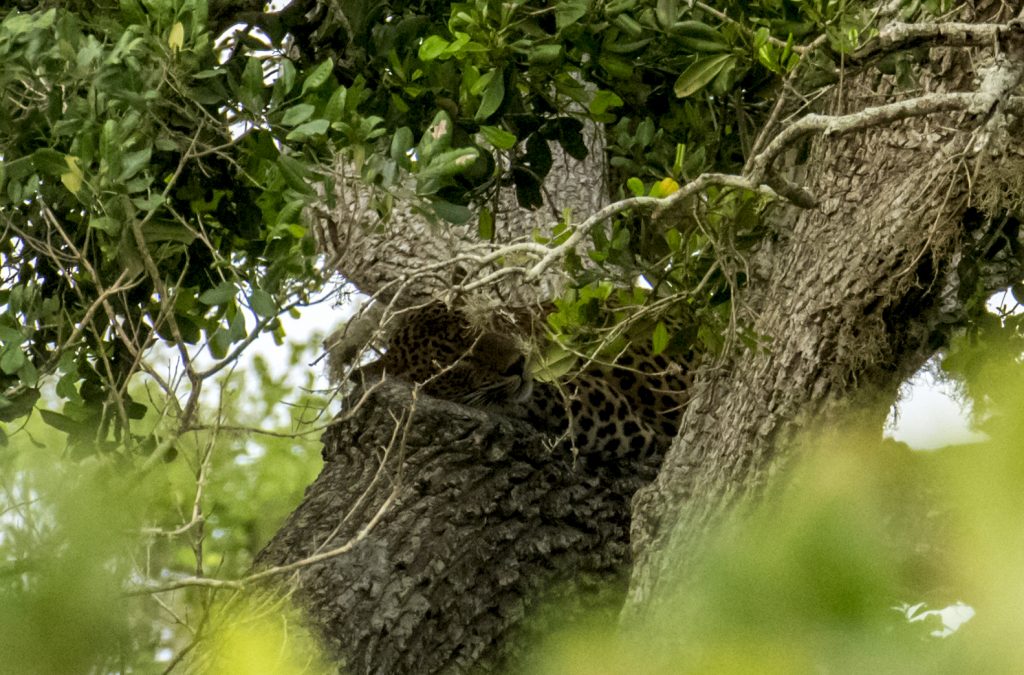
[2,0,1023,671]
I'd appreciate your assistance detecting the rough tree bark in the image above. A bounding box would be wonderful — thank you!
[256,381,661,672]
[625,2,1024,620]
[256,2,1024,671]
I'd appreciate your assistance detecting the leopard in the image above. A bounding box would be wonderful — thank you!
[357,301,692,464]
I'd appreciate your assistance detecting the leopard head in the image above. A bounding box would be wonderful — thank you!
[374,303,532,408]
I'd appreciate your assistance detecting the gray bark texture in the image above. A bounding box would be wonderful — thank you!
[625,2,1024,621]
[255,381,661,673]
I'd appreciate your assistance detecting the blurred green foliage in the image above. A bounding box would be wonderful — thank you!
[0,332,327,671]
[521,342,1024,673]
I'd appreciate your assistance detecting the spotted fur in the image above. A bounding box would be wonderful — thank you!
[368,302,691,461]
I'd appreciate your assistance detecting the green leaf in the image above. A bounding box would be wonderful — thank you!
[673,54,736,98]
[323,85,348,121]
[18,359,38,387]
[652,321,670,355]
[277,59,296,95]
[589,90,624,115]
[671,20,729,52]
[556,0,588,29]
[531,343,578,382]
[417,111,453,162]
[432,200,473,224]
[478,208,494,239]
[89,216,121,236]
[281,103,315,126]
[250,289,276,318]
[0,346,26,375]
[418,35,449,61]
[277,154,315,196]
[475,70,505,121]
[301,58,334,94]
[418,148,479,181]
[30,148,68,176]
[656,0,678,29]
[529,44,562,65]
[391,127,414,168]
[479,125,517,149]
[199,281,237,306]
[241,57,266,107]
[627,177,645,197]
[285,119,329,141]
[0,387,39,423]
[119,146,152,182]
[39,409,85,435]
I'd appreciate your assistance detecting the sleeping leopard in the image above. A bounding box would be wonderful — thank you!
[359,301,692,464]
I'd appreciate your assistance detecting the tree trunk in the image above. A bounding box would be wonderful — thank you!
[625,7,1024,621]
[255,381,662,673]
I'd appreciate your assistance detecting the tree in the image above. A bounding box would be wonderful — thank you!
[3,0,1024,672]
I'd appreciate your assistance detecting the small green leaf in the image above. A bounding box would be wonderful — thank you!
[323,85,348,121]
[529,44,562,65]
[119,146,152,182]
[39,410,85,435]
[673,54,736,98]
[281,103,315,126]
[277,59,297,95]
[418,35,449,61]
[589,90,624,115]
[391,127,414,168]
[556,0,588,29]
[301,58,333,94]
[286,119,329,141]
[432,200,473,224]
[478,208,494,239]
[199,281,237,306]
[18,359,38,387]
[671,20,729,52]
[418,148,479,180]
[250,289,276,318]
[277,154,315,196]
[475,70,505,121]
[479,125,517,149]
[0,346,25,375]
[89,216,120,236]
[656,0,678,28]
[531,343,578,382]
[652,321,670,355]
[627,177,645,197]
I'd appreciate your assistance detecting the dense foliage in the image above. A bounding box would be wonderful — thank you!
[3,0,1024,671]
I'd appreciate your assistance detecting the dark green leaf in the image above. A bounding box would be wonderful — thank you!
[432,200,473,224]
[674,54,736,98]
[475,70,505,121]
